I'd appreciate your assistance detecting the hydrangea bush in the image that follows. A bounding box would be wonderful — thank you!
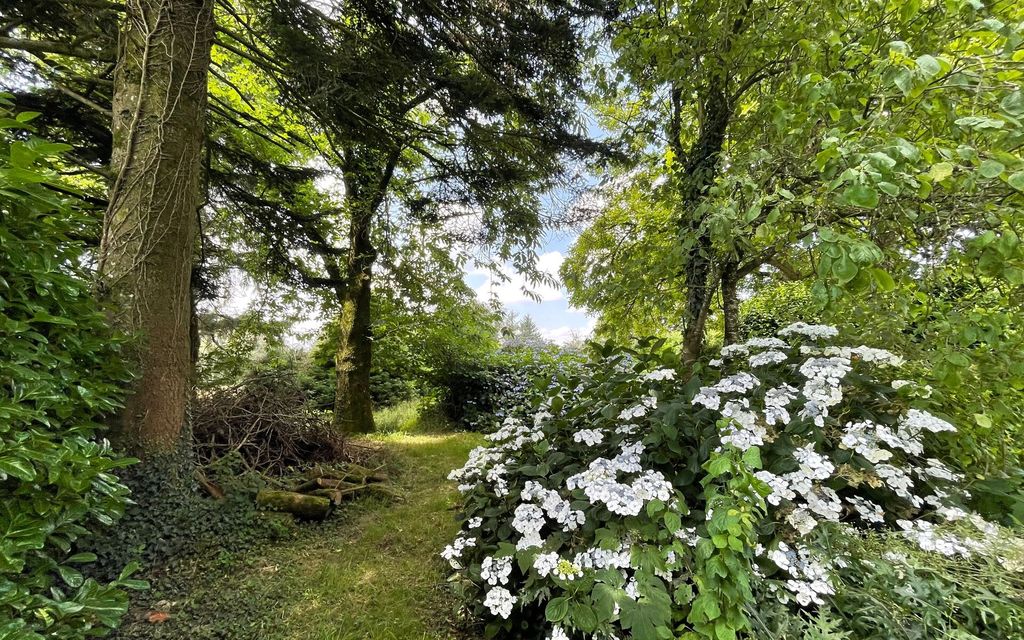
[443,324,1023,639]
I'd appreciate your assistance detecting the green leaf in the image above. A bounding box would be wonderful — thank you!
[974,414,993,429]
[833,255,859,284]
[979,159,1005,178]
[842,184,879,209]
[1001,90,1024,116]
[929,162,954,182]
[545,597,570,622]
[1007,172,1024,192]
[872,268,896,292]
[915,54,942,78]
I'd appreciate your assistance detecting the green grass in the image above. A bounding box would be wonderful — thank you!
[116,405,482,640]
[280,428,482,640]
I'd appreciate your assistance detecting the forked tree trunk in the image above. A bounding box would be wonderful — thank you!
[98,0,214,455]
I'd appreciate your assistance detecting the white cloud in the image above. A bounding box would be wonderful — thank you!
[472,251,566,305]
[539,316,597,345]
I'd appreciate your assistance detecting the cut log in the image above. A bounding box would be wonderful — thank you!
[294,477,360,493]
[256,490,331,520]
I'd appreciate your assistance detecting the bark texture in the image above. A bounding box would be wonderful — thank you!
[98,0,214,454]
[332,151,395,435]
[678,74,733,364]
[332,202,376,435]
[721,259,741,345]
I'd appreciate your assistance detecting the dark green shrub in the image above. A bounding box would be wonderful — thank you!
[739,282,818,339]
[0,103,143,638]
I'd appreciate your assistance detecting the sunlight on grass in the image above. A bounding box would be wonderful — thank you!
[277,406,483,640]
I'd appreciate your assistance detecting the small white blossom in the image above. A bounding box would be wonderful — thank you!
[484,587,516,618]
[480,555,513,586]
[573,429,605,446]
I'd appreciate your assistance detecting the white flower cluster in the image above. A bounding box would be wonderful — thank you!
[642,368,676,381]
[481,555,513,585]
[566,442,672,516]
[445,321,1006,632]
[573,428,605,446]
[619,395,657,420]
[441,535,476,569]
[449,416,548,496]
[483,586,515,618]
[766,542,835,606]
[778,322,839,340]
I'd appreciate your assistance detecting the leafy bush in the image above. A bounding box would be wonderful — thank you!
[443,324,1024,639]
[435,347,585,431]
[738,281,818,340]
[0,105,143,638]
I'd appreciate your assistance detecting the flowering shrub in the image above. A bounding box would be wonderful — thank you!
[443,324,1024,639]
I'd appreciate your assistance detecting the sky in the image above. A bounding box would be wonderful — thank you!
[463,228,596,345]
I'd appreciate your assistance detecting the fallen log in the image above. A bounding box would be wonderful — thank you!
[294,477,360,493]
[256,489,331,520]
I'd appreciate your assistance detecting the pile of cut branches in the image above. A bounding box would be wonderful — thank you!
[192,372,345,475]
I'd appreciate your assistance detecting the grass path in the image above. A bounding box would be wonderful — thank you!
[118,425,482,640]
[278,430,483,640]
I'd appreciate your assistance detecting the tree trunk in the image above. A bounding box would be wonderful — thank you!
[679,75,732,364]
[722,259,741,345]
[98,0,214,455]
[333,200,376,435]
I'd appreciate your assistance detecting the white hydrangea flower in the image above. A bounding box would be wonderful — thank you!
[764,384,799,425]
[480,555,513,586]
[755,470,795,505]
[900,409,956,434]
[714,372,760,394]
[840,420,893,463]
[533,552,559,577]
[746,336,789,350]
[619,395,657,420]
[793,444,834,480]
[891,379,913,389]
[720,399,767,451]
[574,544,632,571]
[466,517,483,529]
[642,368,676,381]
[778,322,839,340]
[692,386,722,410]
[787,507,819,535]
[720,343,750,358]
[441,535,477,569]
[805,486,843,521]
[512,503,545,542]
[749,350,788,368]
[573,428,605,446]
[846,495,884,523]
[483,586,516,618]
[548,626,569,640]
[676,526,701,546]
[897,519,971,556]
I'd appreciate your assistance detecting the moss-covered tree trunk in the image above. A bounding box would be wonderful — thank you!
[331,150,400,435]
[98,0,214,455]
[332,201,376,435]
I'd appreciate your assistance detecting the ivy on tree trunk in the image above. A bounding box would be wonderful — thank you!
[98,0,214,455]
